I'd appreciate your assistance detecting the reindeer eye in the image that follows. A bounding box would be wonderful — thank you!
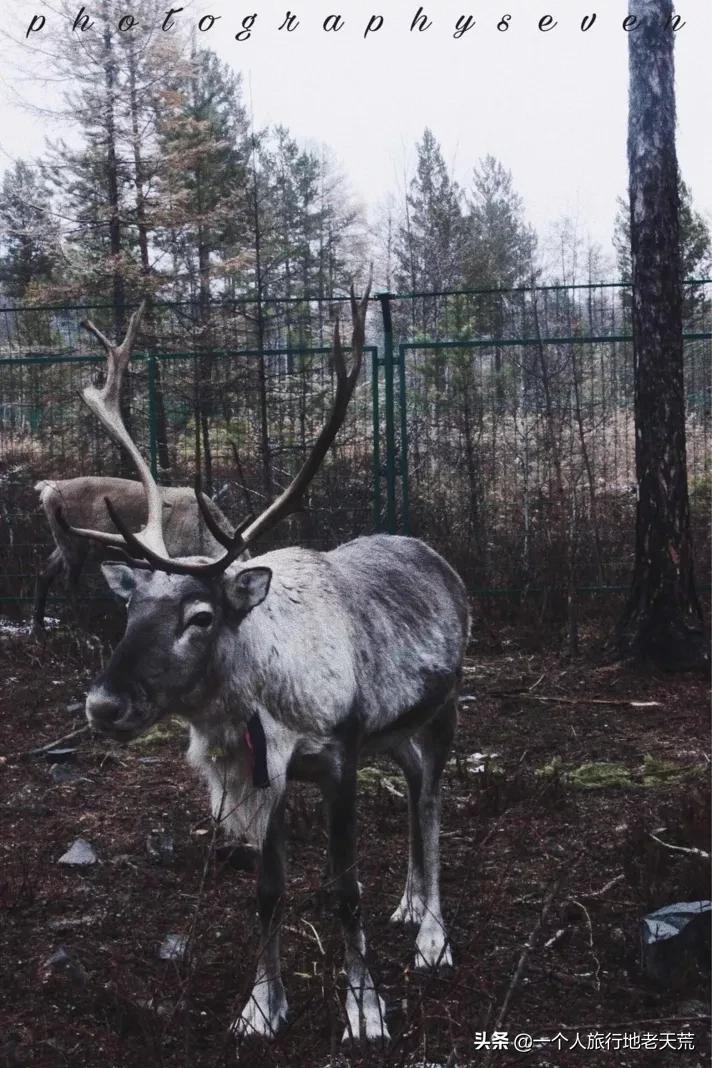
[187,611,213,629]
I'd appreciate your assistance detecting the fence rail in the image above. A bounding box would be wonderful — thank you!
[0,281,709,617]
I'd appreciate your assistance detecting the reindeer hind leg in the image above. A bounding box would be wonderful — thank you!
[389,737,426,925]
[412,697,457,972]
[324,757,389,1044]
[32,549,65,636]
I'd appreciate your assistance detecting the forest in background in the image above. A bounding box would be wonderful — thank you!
[0,0,710,309]
[0,0,710,647]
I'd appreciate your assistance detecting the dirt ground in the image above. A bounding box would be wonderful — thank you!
[1,617,710,1068]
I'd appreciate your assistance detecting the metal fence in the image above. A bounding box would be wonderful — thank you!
[0,281,709,614]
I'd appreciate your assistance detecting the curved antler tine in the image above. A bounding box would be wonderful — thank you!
[104,547,154,571]
[331,317,346,384]
[194,483,242,551]
[81,301,168,557]
[349,270,371,381]
[104,498,154,562]
[106,496,246,578]
[55,506,135,550]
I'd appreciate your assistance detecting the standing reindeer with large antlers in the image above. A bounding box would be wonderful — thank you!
[66,288,470,1044]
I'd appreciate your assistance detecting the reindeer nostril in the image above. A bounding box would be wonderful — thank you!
[86,689,129,728]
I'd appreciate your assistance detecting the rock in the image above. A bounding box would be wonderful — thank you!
[42,946,88,984]
[146,831,174,865]
[641,900,712,987]
[66,702,85,715]
[159,934,188,961]
[58,839,98,867]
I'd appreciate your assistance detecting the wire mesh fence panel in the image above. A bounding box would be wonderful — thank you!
[0,295,355,360]
[0,344,377,609]
[0,282,709,618]
[0,352,159,607]
[398,330,709,598]
[151,346,376,550]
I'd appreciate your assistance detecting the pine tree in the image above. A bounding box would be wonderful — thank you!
[464,155,536,290]
[156,47,249,307]
[0,161,58,298]
[36,0,183,313]
[396,129,465,296]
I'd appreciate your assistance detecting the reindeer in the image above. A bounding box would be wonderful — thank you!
[61,289,470,1044]
[32,477,234,634]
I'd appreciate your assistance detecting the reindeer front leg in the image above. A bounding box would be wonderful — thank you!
[326,762,390,1044]
[234,798,288,1039]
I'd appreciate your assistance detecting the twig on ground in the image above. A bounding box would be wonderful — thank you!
[486,692,661,709]
[483,878,561,1066]
[648,832,710,862]
[543,928,566,949]
[568,897,600,991]
[4,724,90,762]
[579,873,625,899]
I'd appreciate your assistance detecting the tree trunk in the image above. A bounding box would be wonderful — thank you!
[251,137,273,501]
[615,0,707,670]
[127,46,171,475]
[100,7,133,477]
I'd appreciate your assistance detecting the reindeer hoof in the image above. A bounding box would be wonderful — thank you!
[233,982,288,1040]
[415,921,453,972]
[341,991,390,1044]
[390,895,426,926]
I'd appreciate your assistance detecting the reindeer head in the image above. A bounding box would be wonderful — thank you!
[86,563,272,739]
[65,284,370,740]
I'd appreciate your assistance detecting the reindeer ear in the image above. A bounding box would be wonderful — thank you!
[224,567,272,614]
[101,563,137,603]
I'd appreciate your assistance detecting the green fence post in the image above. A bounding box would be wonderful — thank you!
[377,293,397,533]
[147,355,158,480]
[371,348,383,532]
[398,344,410,535]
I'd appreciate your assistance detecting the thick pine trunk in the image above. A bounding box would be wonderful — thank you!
[615,0,707,669]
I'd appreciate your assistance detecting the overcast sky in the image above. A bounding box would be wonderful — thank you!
[1,0,710,267]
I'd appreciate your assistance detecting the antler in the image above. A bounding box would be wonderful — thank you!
[63,278,371,578]
[59,302,163,553]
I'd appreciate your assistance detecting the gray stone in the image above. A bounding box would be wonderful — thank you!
[42,946,88,984]
[641,900,712,987]
[58,838,97,866]
[159,934,188,961]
